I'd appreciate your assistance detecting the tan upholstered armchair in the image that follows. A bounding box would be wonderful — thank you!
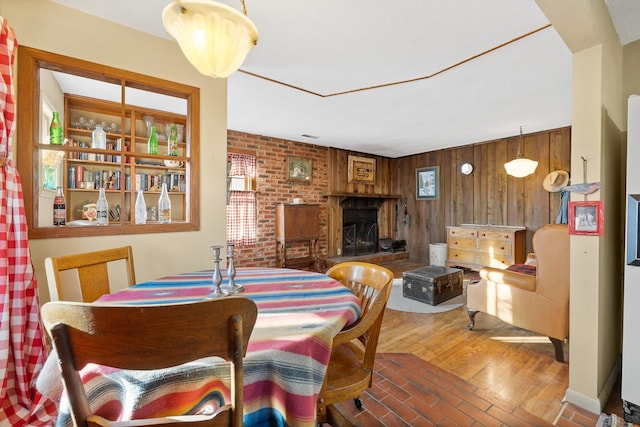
[466,224,569,362]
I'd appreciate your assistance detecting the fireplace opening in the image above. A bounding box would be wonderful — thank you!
[342,208,378,256]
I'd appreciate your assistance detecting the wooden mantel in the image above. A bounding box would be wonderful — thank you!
[324,192,401,199]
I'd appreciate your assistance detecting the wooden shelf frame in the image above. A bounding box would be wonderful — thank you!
[16,46,201,238]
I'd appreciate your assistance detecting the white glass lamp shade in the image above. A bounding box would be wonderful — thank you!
[504,158,539,178]
[163,0,259,78]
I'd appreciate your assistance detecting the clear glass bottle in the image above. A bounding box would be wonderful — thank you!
[147,125,158,154]
[50,112,63,145]
[53,187,66,226]
[135,189,147,224]
[96,187,109,226]
[168,123,178,156]
[158,182,171,224]
[91,125,107,149]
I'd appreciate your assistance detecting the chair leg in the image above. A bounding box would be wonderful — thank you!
[467,309,478,330]
[325,404,354,427]
[353,397,362,409]
[549,337,565,363]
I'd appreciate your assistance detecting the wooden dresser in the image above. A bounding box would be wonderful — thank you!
[445,224,526,271]
[276,204,319,270]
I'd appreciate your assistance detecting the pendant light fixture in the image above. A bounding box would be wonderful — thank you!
[162,0,258,78]
[504,126,538,178]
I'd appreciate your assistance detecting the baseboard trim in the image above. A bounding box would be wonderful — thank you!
[562,354,622,415]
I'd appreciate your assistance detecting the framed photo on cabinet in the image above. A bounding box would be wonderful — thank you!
[568,200,603,236]
[286,156,312,183]
[348,155,376,184]
[416,166,439,200]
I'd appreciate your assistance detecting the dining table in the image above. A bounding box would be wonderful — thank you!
[37,267,362,427]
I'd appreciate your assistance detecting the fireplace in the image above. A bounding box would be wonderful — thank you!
[342,208,378,256]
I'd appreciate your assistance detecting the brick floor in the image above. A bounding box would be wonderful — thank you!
[328,353,612,426]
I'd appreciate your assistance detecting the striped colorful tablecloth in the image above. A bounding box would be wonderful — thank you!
[41,267,361,427]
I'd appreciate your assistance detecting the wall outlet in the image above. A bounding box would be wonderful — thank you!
[337,248,342,256]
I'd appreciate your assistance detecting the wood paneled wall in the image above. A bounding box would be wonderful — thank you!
[393,127,571,262]
[228,127,570,267]
[326,149,398,256]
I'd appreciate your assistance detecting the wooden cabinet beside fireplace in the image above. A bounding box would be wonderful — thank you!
[276,203,319,270]
[445,224,526,271]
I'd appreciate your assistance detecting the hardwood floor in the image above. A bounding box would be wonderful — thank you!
[377,300,569,422]
[373,259,623,425]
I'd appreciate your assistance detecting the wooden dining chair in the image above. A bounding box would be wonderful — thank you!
[44,246,136,302]
[41,297,258,427]
[317,262,394,426]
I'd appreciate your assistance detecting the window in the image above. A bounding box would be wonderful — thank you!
[226,153,256,246]
[16,46,200,238]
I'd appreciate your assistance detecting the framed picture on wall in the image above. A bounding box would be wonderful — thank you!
[286,156,312,183]
[348,155,376,183]
[568,200,604,236]
[416,166,439,200]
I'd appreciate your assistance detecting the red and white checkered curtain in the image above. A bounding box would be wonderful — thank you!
[226,153,256,246]
[0,18,56,425]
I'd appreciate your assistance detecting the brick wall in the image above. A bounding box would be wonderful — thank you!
[227,130,329,267]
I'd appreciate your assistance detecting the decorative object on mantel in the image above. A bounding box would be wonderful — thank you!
[162,0,258,78]
[416,166,439,200]
[504,126,538,178]
[286,156,312,183]
[348,155,376,183]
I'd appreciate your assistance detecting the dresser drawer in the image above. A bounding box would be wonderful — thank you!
[447,248,478,264]
[478,240,512,255]
[478,230,515,242]
[447,237,477,251]
[447,227,478,239]
[477,253,513,269]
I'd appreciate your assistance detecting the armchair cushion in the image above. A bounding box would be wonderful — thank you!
[479,267,537,292]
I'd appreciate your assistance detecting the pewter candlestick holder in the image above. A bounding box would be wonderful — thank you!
[221,243,243,294]
[205,245,229,299]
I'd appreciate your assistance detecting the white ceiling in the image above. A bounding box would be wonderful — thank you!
[50,0,640,158]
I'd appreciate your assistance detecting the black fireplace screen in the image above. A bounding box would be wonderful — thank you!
[342,208,378,256]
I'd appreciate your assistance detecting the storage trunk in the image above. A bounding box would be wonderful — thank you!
[402,266,463,305]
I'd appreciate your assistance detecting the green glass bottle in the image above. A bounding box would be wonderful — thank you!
[50,112,63,145]
[147,125,158,154]
[168,123,178,156]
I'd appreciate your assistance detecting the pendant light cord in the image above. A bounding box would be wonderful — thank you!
[175,0,248,16]
[516,126,524,159]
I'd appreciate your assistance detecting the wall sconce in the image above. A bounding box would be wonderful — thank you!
[504,126,538,178]
[163,0,259,78]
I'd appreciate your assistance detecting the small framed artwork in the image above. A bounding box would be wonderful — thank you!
[416,166,439,200]
[568,200,604,236]
[286,156,312,183]
[348,155,376,184]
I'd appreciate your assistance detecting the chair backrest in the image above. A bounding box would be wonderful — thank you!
[325,262,394,369]
[533,223,570,305]
[41,298,258,427]
[44,246,136,302]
